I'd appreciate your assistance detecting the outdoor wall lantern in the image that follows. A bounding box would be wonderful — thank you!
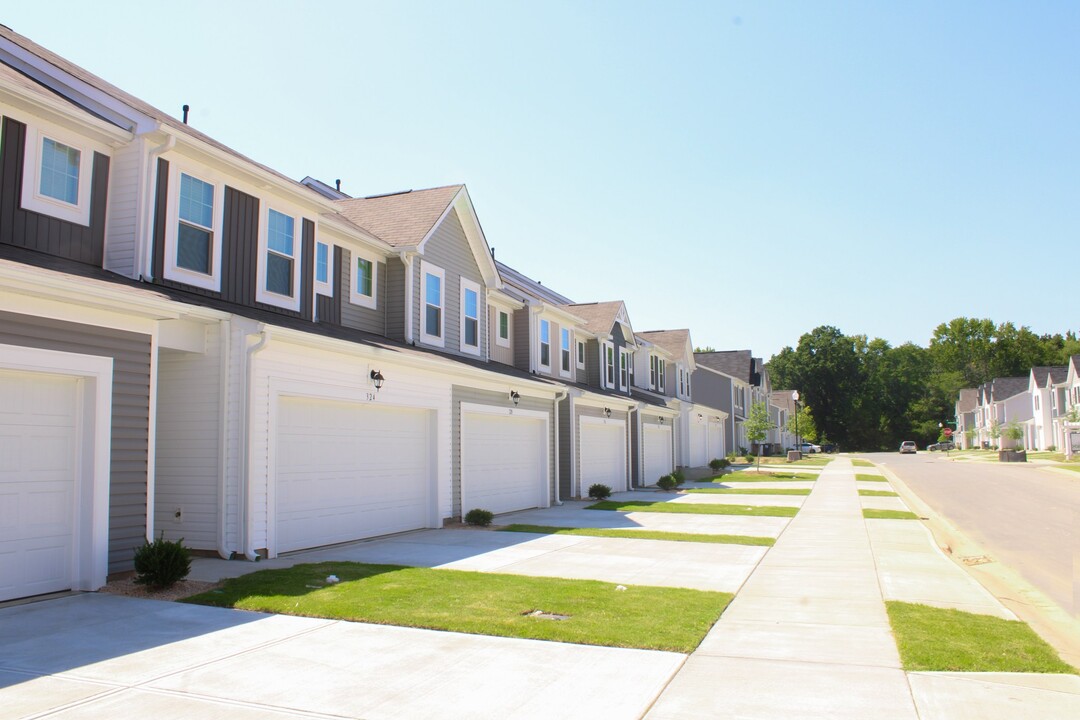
[659,416,664,425]
[370,370,385,391]
[510,390,521,406]
[603,407,612,418]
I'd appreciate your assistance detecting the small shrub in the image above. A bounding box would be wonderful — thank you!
[744,454,755,464]
[133,533,191,589]
[1047,445,1056,452]
[738,446,749,456]
[588,483,612,500]
[657,474,677,491]
[708,458,730,471]
[670,469,686,486]
[464,508,494,526]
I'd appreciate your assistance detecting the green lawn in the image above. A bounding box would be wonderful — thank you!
[754,456,832,467]
[587,500,798,517]
[1054,464,1080,473]
[183,562,731,653]
[706,471,817,482]
[499,524,775,546]
[858,489,899,497]
[851,459,874,467]
[855,473,889,482]
[863,509,919,520]
[687,487,811,496]
[887,601,1076,673]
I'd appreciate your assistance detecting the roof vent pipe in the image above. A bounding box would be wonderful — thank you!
[335,179,341,192]
[490,247,495,259]
[182,104,190,124]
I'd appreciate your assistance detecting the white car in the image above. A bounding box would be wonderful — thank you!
[797,442,821,454]
[899,441,917,454]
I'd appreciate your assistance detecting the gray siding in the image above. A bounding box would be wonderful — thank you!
[512,307,530,371]
[385,256,406,341]
[413,209,486,359]
[693,368,734,452]
[557,397,572,498]
[450,386,555,519]
[0,117,110,267]
[339,247,387,335]
[0,310,151,573]
[315,246,343,325]
[569,404,630,497]
[630,413,641,486]
[585,339,601,387]
[487,305,514,366]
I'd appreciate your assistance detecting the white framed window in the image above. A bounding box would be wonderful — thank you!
[349,248,379,310]
[496,310,511,348]
[256,206,302,311]
[658,358,665,393]
[604,343,615,388]
[560,328,571,376]
[539,319,551,369]
[678,367,685,396]
[20,122,97,226]
[619,348,629,390]
[163,163,225,292]
[460,278,481,355]
[314,241,333,296]
[420,261,445,346]
[576,340,586,369]
[650,355,658,390]
[686,372,691,398]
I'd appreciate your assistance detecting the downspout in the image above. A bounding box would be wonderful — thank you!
[240,326,271,561]
[216,319,232,559]
[138,132,176,281]
[401,251,415,343]
[553,387,569,505]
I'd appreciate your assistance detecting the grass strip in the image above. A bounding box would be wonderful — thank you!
[499,524,775,547]
[687,487,810,496]
[754,456,831,467]
[183,562,731,653]
[1054,464,1080,473]
[706,471,817,482]
[863,509,918,520]
[851,459,874,467]
[856,473,889,482]
[587,500,798,517]
[858,489,899,497]
[886,601,1077,673]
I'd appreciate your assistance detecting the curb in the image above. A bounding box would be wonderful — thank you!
[876,463,1080,670]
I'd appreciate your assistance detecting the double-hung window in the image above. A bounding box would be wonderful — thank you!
[496,310,511,348]
[605,344,615,388]
[421,261,445,346]
[348,249,379,310]
[256,206,303,311]
[21,123,96,226]
[164,164,223,292]
[560,328,571,374]
[539,319,551,368]
[461,279,481,355]
[650,355,658,390]
[619,348,629,390]
[39,138,80,205]
[314,241,334,296]
[576,340,586,369]
[679,367,685,396]
[658,358,665,393]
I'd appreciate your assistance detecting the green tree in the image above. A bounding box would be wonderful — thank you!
[744,401,774,472]
[786,405,818,444]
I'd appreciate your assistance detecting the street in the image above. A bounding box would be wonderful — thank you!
[864,452,1079,618]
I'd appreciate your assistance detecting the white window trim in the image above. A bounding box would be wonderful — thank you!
[496,309,511,348]
[349,247,380,310]
[603,341,615,389]
[163,162,225,292]
[559,327,572,378]
[619,348,630,390]
[460,278,482,356]
[658,358,666,394]
[538,318,552,370]
[256,205,303,311]
[20,121,98,227]
[314,240,334,297]
[576,339,586,369]
[420,260,446,347]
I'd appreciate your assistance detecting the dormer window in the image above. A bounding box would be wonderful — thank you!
[658,358,665,393]
[650,355,658,390]
[539,319,551,369]
[560,328,571,375]
[496,310,511,348]
[605,343,615,388]
[460,279,481,355]
[576,340,586,369]
[619,349,629,390]
[420,261,445,347]
[21,123,97,226]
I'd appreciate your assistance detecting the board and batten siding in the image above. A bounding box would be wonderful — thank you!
[450,386,555,519]
[339,247,387,335]
[0,117,110,267]
[412,209,487,359]
[154,325,222,550]
[103,136,145,278]
[0,310,151,573]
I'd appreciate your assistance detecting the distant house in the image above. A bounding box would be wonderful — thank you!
[1027,367,1067,451]
[973,376,1031,449]
[954,388,978,449]
[1054,355,1080,458]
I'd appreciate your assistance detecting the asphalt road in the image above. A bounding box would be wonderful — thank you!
[862,452,1079,618]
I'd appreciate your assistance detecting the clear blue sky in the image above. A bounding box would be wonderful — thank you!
[7,2,1077,359]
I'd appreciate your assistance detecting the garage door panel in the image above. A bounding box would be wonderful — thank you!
[643,425,673,486]
[276,398,432,553]
[689,422,708,467]
[463,413,546,515]
[580,420,626,493]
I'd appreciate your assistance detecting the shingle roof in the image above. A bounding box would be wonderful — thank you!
[562,301,624,334]
[1030,366,1067,389]
[990,376,1029,402]
[637,329,690,359]
[770,391,796,412]
[956,388,978,413]
[335,185,463,249]
[495,260,574,306]
[694,350,753,382]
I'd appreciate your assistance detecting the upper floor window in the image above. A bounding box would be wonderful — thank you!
[496,310,511,348]
[678,367,685,396]
[256,207,303,311]
[658,358,665,393]
[539,319,551,368]
[1034,395,1040,411]
[314,241,331,291]
[577,340,586,368]
[560,328,571,375]
[605,343,615,388]
[421,261,445,346]
[21,123,97,226]
[163,163,224,292]
[619,348,630,390]
[461,279,481,355]
[686,372,691,397]
[348,248,379,310]
[40,138,80,205]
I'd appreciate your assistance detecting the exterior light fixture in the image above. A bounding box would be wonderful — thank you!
[369,370,385,391]
[603,407,612,418]
[659,416,664,425]
[697,413,703,420]
[510,390,521,406]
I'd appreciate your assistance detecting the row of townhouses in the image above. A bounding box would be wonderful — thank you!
[954,356,1080,456]
[0,28,792,602]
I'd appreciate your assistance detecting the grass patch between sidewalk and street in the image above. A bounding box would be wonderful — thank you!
[858,489,899,497]
[686,487,810,496]
[183,561,732,653]
[855,473,889,482]
[498,524,775,546]
[754,455,832,467]
[851,459,874,467]
[863,509,919,520]
[886,601,1077,674]
[587,500,798,517]
[706,471,817,482]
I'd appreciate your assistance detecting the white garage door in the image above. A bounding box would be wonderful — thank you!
[276,397,433,553]
[462,411,547,515]
[708,419,724,462]
[580,419,626,494]
[0,370,77,602]
[642,424,673,486]
[689,420,708,467]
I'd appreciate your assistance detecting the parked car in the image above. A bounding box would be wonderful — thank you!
[899,441,917,454]
[820,443,838,453]
[927,442,955,452]
[797,442,822,454]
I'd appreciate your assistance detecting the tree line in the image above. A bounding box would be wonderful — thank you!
[766,319,1079,451]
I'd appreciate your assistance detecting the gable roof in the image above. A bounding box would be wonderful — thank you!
[335,185,463,249]
[990,376,1029,402]
[956,388,978,413]
[694,350,753,383]
[638,329,690,358]
[1030,366,1067,389]
[563,301,626,337]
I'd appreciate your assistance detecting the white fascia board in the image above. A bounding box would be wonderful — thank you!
[416,187,500,288]
[317,216,393,258]
[0,259,229,321]
[0,81,132,147]
[488,287,524,311]
[539,302,588,329]
[570,387,639,411]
